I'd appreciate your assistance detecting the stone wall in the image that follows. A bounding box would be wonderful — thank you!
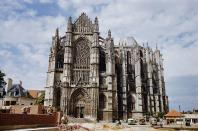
[10,105,44,114]
[0,112,60,126]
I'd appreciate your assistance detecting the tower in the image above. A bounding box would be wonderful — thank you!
[102,30,118,121]
[44,28,60,107]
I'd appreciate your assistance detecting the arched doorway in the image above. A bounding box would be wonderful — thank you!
[70,88,90,118]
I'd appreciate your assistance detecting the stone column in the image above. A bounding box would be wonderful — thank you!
[90,17,100,119]
[63,17,72,84]
[121,46,127,120]
[61,83,69,114]
[105,30,117,121]
[62,17,73,114]
[155,50,164,112]
[134,48,143,118]
[146,48,154,114]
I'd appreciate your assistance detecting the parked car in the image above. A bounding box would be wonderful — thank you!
[150,118,157,126]
[139,118,146,125]
[185,119,191,126]
[128,118,137,125]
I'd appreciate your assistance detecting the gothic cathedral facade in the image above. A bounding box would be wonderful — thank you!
[44,13,169,121]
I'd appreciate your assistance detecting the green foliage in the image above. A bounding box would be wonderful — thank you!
[144,112,151,116]
[35,92,45,105]
[157,112,165,118]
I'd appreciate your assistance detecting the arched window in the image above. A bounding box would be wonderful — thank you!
[139,50,143,57]
[140,59,145,79]
[152,72,158,94]
[56,53,64,68]
[127,51,131,64]
[72,38,90,84]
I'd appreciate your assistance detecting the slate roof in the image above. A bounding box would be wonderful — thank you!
[7,84,27,97]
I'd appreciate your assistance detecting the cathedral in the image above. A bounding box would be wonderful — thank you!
[44,13,169,121]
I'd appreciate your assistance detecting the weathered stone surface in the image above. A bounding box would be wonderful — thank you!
[44,13,168,121]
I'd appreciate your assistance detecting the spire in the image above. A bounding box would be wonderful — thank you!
[68,16,72,23]
[156,43,158,50]
[147,42,149,48]
[95,17,98,24]
[53,28,60,50]
[67,16,72,32]
[94,17,99,32]
[55,28,59,37]
[108,29,111,39]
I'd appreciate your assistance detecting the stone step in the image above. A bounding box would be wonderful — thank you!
[67,117,94,123]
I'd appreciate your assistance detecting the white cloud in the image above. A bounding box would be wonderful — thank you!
[0,1,66,89]
[58,0,72,10]
[38,0,53,4]
[0,15,65,45]
[163,43,198,79]
[91,0,198,79]
[23,0,33,4]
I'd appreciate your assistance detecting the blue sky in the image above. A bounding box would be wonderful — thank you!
[0,0,198,111]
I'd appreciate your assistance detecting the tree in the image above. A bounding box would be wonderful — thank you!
[0,70,6,87]
[157,112,165,118]
[0,70,6,97]
[35,92,45,105]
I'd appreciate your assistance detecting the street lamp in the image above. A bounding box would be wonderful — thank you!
[179,105,182,129]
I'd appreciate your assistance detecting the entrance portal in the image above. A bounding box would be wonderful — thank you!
[76,107,84,118]
[70,88,90,118]
[74,99,85,118]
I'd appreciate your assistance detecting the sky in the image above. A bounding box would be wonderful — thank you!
[0,0,197,111]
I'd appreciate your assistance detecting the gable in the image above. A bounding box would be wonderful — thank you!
[73,13,94,33]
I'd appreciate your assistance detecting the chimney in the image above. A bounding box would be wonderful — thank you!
[6,78,12,92]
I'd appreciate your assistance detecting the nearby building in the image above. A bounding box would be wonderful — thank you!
[44,13,169,121]
[165,109,198,125]
[183,113,198,125]
[165,109,182,124]
[0,78,44,112]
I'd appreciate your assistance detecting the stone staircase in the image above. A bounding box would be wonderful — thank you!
[68,117,95,123]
